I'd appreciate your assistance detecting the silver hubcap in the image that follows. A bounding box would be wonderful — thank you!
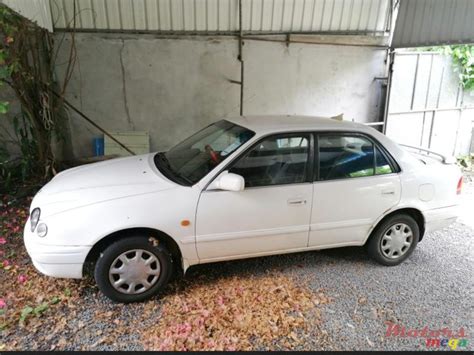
[381,223,413,259]
[109,249,161,294]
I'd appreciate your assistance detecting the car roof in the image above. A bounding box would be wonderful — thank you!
[226,115,374,135]
[224,115,421,172]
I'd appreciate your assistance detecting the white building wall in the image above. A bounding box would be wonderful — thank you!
[52,33,387,158]
[244,39,386,122]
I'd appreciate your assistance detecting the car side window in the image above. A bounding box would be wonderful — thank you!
[229,134,310,187]
[318,135,395,181]
[375,146,394,175]
[319,135,374,180]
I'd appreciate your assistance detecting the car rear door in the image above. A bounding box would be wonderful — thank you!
[195,133,314,261]
[309,133,402,247]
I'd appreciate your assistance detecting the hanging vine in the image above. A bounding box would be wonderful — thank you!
[422,44,474,92]
[448,45,474,92]
[0,4,77,191]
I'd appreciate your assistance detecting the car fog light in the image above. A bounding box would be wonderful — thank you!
[36,223,48,237]
[30,208,41,232]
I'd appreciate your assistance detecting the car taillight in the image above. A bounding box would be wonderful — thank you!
[456,177,463,195]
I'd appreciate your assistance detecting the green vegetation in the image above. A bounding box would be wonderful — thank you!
[0,4,76,193]
[421,45,474,92]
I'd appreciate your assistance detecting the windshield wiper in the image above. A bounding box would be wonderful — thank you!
[157,152,172,170]
[156,153,193,186]
[172,170,193,185]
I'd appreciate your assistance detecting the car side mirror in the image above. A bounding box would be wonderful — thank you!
[210,172,245,191]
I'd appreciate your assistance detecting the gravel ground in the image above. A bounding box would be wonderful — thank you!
[190,222,474,350]
[190,176,473,350]
[2,180,473,351]
[292,223,472,350]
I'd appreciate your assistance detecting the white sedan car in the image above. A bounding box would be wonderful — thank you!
[24,116,462,302]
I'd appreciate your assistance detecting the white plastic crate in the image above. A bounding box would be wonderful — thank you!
[104,131,150,157]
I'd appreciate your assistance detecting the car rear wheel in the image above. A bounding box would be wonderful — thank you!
[94,236,173,303]
[367,214,420,266]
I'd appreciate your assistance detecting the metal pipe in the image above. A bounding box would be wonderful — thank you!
[238,0,244,116]
[382,50,395,134]
[51,91,136,155]
[420,54,434,146]
[436,65,445,108]
[399,143,455,164]
[428,111,435,149]
[242,36,388,48]
[389,106,474,115]
[54,27,390,37]
[54,29,389,48]
[394,51,442,56]
[410,53,420,110]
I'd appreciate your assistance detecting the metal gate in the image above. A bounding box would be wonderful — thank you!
[385,51,474,157]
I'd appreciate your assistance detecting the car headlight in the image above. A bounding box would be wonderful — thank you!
[30,208,41,232]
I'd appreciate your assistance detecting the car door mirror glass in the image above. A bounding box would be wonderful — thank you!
[209,172,245,191]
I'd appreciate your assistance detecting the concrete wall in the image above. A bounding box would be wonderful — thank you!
[54,34,241,158]
[243,39,386,121]
[3,33,387,159]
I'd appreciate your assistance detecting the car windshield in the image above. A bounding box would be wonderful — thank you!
[154,120,255,185]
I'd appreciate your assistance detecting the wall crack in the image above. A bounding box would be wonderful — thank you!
[120,39,134,129]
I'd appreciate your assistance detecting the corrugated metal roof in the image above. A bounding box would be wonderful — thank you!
[0,0,53,31]
[50,0,391,34]
[392,0,474,48]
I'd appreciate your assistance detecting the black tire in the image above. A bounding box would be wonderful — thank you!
[366,214,420,266]
[94,236,173,303]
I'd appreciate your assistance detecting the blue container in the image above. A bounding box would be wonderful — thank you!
[93,137,104,156]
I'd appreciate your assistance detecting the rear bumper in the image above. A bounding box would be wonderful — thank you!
[24,225,90,279]
[424,205,459,234]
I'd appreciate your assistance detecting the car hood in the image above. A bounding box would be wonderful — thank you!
[31,153,178,217]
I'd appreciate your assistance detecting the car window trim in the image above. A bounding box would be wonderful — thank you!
[203,131,315,190]
[313,131,401,182]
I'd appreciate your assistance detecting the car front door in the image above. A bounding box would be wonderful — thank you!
[195,133,314,261]
[309,133,401,247]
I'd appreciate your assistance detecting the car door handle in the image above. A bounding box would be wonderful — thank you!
[381,189,395,195]
[287,198,307,205]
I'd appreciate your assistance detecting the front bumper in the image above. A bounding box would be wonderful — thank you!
[24,224,91,279]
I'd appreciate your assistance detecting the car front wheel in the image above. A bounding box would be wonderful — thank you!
[94,236,173,303]
[367,214,420,266]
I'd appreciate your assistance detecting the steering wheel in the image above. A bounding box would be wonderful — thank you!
[205,144,220,164]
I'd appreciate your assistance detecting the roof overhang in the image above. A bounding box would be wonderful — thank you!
[0,0,53,32]
[391,0,474,48]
